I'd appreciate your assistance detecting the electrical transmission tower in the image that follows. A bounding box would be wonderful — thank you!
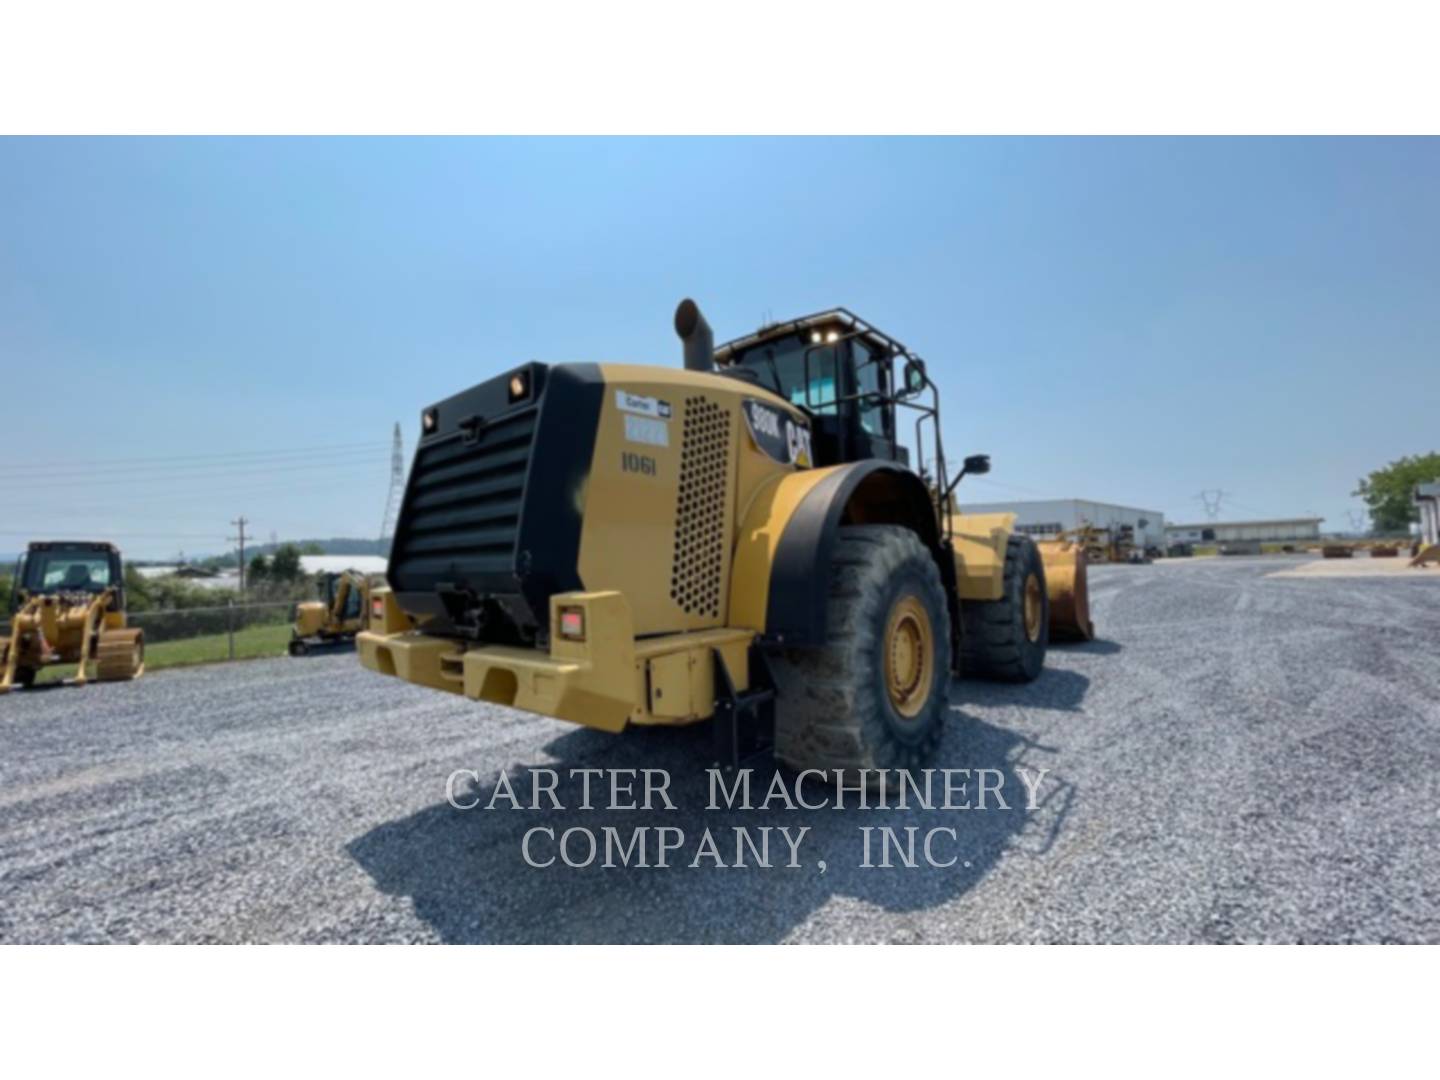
[378,422,405,548]
[1195,489,1228,521]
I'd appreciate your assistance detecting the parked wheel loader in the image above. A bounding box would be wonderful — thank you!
[1,541,144,693]
[358,300,1092,775]
[290,570,374,655]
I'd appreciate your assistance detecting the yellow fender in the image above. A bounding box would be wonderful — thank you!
[729,461,942,647]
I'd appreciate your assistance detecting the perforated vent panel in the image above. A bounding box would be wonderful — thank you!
[670,396,731,618]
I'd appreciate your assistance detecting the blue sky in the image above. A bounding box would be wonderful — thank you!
[1,137,1436,558]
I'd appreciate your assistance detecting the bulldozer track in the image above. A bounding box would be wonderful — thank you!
[95,629,145,682]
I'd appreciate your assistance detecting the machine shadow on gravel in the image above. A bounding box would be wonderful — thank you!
[346,685,1073,943]
[1069,638,1122,657]
[957,664,1093,714]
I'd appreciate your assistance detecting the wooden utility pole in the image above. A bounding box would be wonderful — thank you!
[230,516,250,595]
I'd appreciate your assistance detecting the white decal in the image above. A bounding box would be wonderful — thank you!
[624,414,670,448]
[615,390,672,420]
[749,405,781,439]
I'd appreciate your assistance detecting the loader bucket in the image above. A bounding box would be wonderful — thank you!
[1038,540,1095,642]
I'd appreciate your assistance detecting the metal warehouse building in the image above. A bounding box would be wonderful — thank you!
[958,499,1167,549]
[1165,518,1323,544]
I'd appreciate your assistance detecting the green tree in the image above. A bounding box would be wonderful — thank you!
[270,543,304,582]
[301,542,325,555]
[123,564,153,612]
[248,553,270,584]
[1353,452,1440,533]
[0,573,11,614]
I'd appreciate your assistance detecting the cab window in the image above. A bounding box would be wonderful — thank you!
[793,347,839,414]
[852,339,887,436]
[731,332,840,414]
[32,554,111,591]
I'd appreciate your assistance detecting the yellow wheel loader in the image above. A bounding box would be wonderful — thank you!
[358,301,1092,774]
[290,570,373,656]
[1,541,144,694]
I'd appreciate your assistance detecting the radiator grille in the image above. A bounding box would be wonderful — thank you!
[390,409,537,589]
[670,396,731,618]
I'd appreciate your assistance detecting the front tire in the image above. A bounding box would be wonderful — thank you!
[959,534,1048,682]
[771,525,952,778]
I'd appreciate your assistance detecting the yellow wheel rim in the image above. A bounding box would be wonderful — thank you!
[884,594,934,719]
[1023,572,1043,643]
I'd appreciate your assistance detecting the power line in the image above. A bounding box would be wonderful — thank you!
[0,440,389,475]
[0,529,227,539]
[5,476,392,517]
[1224,497,1271,515]
[963,475,1066,499]
[0,457,390,491]
[0,449,388,484]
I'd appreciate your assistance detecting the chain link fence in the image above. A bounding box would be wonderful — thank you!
[127,600,299,667]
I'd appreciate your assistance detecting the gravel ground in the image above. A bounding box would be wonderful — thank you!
[3,556,1439,943]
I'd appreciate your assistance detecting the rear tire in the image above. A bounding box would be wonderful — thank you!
[959,534,1048,682]
[16,666,37,689]
[771,525,952,779]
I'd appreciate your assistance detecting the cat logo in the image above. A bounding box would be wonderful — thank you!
[742,399,812,469]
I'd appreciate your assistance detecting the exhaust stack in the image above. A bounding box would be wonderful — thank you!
[674,298,714,372]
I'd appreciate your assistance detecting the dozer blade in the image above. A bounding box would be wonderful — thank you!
[1411,543,1440,569]
[1037,540,1095,642]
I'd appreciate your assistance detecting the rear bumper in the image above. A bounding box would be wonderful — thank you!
[358,590,638,732]
[358,630,636,732]
[358,589,756,733]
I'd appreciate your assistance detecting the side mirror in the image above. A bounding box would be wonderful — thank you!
[962,453,991,476]
[902,359,927,396]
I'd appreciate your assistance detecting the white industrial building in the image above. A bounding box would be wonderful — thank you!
[1165,518,1323,544]
[958,499,1167,549]
[299,555,388,576]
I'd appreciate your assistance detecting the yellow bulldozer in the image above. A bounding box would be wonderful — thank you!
[358,301,1093,773]
[290,569,374,656]
[1,541,144,693]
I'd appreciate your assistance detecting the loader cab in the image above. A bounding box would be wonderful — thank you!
[716,312,924,469]
[14,541,124,608]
